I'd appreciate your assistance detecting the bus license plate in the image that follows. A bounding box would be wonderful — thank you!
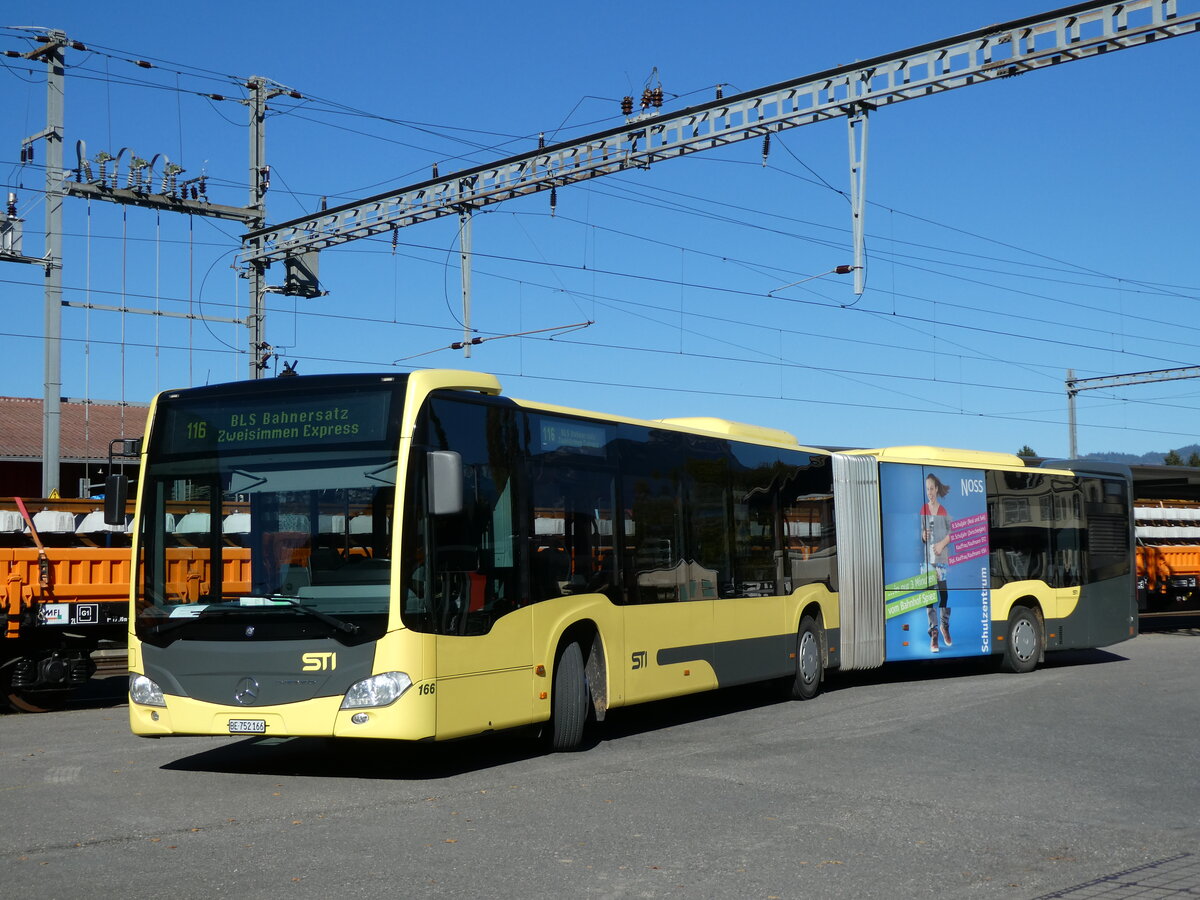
[228,719,266,734]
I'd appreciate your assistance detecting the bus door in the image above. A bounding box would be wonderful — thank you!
[620,441,716,703]
[417,397,533,740]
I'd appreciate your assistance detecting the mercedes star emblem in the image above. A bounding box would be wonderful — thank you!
[234,677,259,706]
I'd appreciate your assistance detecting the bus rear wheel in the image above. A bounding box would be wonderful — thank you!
[1003,606,1042,674]
[549,641,589,751]
[789,615,823,700]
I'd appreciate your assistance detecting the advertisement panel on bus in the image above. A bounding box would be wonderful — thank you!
[880,463,991,660]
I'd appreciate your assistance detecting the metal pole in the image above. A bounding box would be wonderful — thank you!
[247,77,267,379]
[848,110,868,297]
[1066,369,1078,458]
[41,34,66,497]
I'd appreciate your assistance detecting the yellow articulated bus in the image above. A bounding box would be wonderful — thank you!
[109,370,1136,750]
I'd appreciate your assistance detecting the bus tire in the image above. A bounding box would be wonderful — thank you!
[789,615,823,700]
[1003,606,1042,674]
[549,641,588,751]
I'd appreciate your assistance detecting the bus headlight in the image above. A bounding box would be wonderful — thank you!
[340,672,412,709]
[129,673,166,707]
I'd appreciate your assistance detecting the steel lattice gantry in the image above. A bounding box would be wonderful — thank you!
[241,0,1200,271]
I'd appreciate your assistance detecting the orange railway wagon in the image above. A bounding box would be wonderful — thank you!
[0,497,131,710]
[1134,501,1200,615]
[0,497,249,711]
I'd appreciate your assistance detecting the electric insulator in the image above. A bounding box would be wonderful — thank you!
[190,186,198,200]
[621,96,633,116]
[550,186,557,217]
[762,132,771,166]
[640,88,652,110]
[134,59,152,69]
[209,94,225,102]
[835,265,854,275]
[651,87,663,108]
[538,132,545,149]
[716,84,724,100]
[391,227,398,251]
[69,41,87,51]
[432,162,439,178]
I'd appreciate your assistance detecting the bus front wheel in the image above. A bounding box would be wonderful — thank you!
[549,641,589,751]
[789,615,823,700]
[1003,606,1042,674]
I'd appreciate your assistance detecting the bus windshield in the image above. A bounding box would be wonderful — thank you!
[133,377,405,645]
[135,450,396,643]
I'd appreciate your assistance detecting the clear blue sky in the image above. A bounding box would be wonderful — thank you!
[4,1,1198,459]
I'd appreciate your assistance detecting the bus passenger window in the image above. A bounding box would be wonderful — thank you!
[987,471,1051,587]
[685,453,732,599]
[784,493,836,590]
[626,473,687,603]
[731,449,780,597]
[619,426,687,604]
[1049,477,1082,588]
[529,469,617,604]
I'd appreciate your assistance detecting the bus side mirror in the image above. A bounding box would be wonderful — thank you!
[103,474,129,526]
[427,450,463,516]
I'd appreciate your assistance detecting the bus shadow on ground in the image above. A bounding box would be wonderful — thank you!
[161,730,551,779]
[820,645,1127,693]
[159,681,792,779]
[158,649,1128,779]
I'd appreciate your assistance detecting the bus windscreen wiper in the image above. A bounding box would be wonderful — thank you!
[258,596,360,634]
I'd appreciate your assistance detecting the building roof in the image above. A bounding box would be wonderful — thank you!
[0,396,149,462]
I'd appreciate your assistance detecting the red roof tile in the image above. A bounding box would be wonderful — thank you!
[0,396,149,462]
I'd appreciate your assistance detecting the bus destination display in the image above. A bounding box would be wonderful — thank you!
[159,389,393,454]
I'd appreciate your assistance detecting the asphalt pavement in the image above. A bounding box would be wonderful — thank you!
[3,622,1198,899]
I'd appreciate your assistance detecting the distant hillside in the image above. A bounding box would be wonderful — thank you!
[1081,443,1200,466]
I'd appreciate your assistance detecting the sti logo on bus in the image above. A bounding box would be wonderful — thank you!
[961,478,984,496]
[301,652,337,672]
[631,650,648,670]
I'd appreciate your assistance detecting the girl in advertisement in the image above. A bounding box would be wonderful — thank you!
[921,473,953,652]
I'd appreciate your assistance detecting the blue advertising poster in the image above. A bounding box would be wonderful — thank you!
[880,463,991,660]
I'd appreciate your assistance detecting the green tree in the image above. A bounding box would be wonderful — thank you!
[1164,449,1184,466]
[1017,445,1037,458]
[1188,452,1200,468]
